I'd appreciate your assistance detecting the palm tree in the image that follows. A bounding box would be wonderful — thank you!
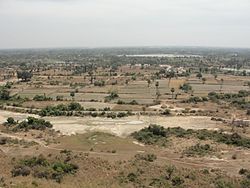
[155,81,159,90]
[167,71,175,87]
[70,91,75,101]
[147,79,151,87]
[125,79,129,86]
[171,88,175,99]
[196,72,202,79]
[202,78,206,84]
[220,78,224,93]
[155,81,160,99]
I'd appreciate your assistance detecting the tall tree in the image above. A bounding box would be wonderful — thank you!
[171,88,175,99]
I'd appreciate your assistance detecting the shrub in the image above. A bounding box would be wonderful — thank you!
[33,95,52,101]
[131,125,167,145]
[171,176,184,186]
[3,117,16,126]
[105,91,119,102]
[0,137,7,145]
[127,173,137,182]
[0,89,10,100]
[8,117,53,131]
[39,103,83,116]
[184,144,213,157]
[94,80,105,87]
[135,153,157,162]
[12,155,78,183]
[129,100,138,105]
[241,179,250,188]
[132,125,250,148]
[117,112,127,118]
[11,166,31,177]
[162,109,171,115]
[179,83,192,93]
[117,100,125,104]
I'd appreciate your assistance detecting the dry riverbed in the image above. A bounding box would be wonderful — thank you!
[0,110,225,137]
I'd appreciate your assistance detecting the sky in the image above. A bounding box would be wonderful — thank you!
[0,0,250,49]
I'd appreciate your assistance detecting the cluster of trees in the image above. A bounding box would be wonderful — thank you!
[4,117,53,131]
[33,95,53,101]
[0,82,12,100]
[17,71,33,81]
[208,91,250,110]
[179,83,192,93]
[104,91,119,102]
[0,88,10,100]
[39,102,83,116]
[117,100,139,105]
[132,125,250,148]
[94,80,105,87]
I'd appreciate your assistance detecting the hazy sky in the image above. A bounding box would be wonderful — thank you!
[0,0,250,49]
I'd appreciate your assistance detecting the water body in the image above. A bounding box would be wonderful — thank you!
[118,54,202,58]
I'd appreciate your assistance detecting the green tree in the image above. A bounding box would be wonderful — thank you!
[70,91,75,100]
[17,71,33,82]
[202,77,206,84]
[171,88,175,99]
[196,72,202,79]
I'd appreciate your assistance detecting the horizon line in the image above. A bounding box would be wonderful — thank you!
[0,45,250,51]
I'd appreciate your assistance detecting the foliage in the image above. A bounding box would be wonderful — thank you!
[11,155,78,183]
[179,83,192,93]
[17,71,33,81]
[39,102,83,116]
[161,109,171,115]
[132,125,250,148]
[105,91,119,102]
[131,125,167,145]
[4,117,53,131]
[94,80,105,87]
[134,153,157,162]
[33,95,53,101]
[0,89,10,100]
[183,144,213,157]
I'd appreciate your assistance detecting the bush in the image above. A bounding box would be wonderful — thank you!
[0,89,10,100]
[8,117,53,131]
[131,125,167,145]
[12,155,78,183]
[129,100,138,105]
[132,125,250,148]
[94,80,105,87]
[127,173,137,182]
[117,112,127,118]
[11,166,31,177]
[179,83,192,93]
[162,109,171,115]
[184,144,213,157]
[39,103,83,116]
[135,153,157,162]
[105,91,119,102]
[171,176,184,186]
[247,109,250,115]
[3,117,16,126]
[117,100,125,104]
[0,137,7,145]
[33,95,52,101]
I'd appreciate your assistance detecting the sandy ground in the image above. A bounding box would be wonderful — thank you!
[0,110,223,137]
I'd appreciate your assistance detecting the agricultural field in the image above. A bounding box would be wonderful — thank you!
[0,47,250,187]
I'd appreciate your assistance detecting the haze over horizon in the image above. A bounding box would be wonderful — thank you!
[1,0,250,49]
